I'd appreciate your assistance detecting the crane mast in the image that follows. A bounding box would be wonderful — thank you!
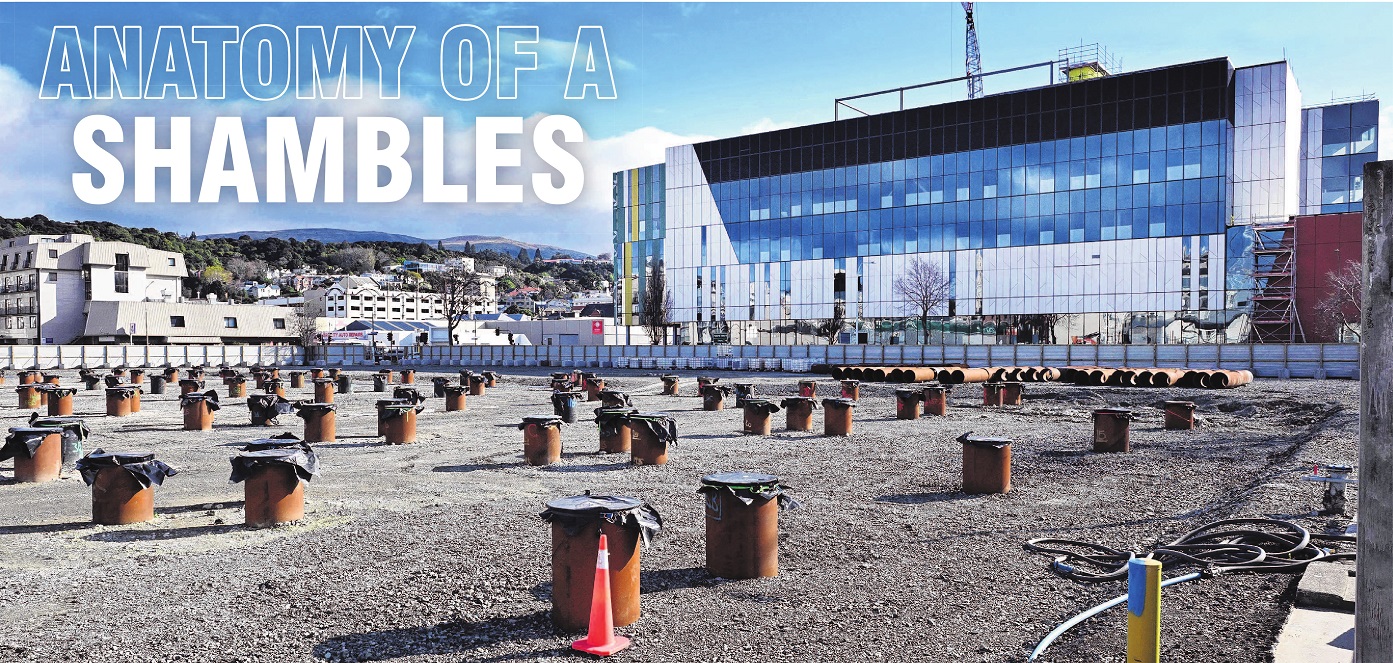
[962,2,983,99]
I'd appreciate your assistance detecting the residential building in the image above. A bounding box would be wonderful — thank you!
[308,274,499,321]
[309,276,446,321]
[243,282,282,299]
[614,55,1378,345]
[0,234,186,345]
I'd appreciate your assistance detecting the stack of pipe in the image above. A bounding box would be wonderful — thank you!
[986,366,1062,382]
[829,366,952,383]
[1059,366,1254,389]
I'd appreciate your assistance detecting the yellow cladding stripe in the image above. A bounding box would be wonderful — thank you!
[622,243,634,326]
[630,169,640,239]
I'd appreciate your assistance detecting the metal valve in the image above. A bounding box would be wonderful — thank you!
[1302,464,1357,515]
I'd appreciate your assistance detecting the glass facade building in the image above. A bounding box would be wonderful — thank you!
[613,58,1378,345]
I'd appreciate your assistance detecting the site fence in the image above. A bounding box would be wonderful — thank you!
[3,343,1357,379]
[0,345,303,369]
[314,343,1359,380]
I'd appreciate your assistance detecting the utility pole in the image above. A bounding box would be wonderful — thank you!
[1358,159,1393,662]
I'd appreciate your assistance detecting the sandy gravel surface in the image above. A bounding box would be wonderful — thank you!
[0,366,1359,662]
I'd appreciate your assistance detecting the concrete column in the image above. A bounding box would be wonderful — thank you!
[1358,159,1393,662]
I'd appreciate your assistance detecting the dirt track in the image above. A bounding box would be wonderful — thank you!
[0,367,1359,662]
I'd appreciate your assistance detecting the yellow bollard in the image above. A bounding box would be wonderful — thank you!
[1126,558,1161,663]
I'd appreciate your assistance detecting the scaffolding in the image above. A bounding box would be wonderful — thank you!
[1057,43,1119,81]
[1249,222,1305,343]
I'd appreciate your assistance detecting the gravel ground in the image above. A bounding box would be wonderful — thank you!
[0,367,1359,662]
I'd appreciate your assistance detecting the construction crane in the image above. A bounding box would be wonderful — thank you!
[962,2,983,98]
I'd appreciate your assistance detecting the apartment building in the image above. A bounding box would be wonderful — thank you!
[0,234,186,344]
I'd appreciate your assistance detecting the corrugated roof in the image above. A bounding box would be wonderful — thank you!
[83,301,299,339]
[342,319,440,332]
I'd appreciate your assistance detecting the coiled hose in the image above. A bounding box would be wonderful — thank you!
[1023,518,1356,660]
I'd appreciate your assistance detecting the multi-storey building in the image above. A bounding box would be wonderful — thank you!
[308,275,498,321]
[0,234,186,344]
[614,57,1378,345]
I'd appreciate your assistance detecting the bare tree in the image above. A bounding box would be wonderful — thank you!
[225,257,268,282]
[1316,259,1363,341]
[292,296,324,348]
[815,303,846,345]
[893,257,952,344]
[425,269,487,346]
[329,247,376,274]
[639,260,674,344]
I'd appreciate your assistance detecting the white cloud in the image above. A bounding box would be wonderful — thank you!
[739,117,795,135]
[0,63,707,254]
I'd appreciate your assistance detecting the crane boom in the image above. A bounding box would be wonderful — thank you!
[962,2,983,99]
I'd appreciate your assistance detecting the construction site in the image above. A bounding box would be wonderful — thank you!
[0,362,1359,662]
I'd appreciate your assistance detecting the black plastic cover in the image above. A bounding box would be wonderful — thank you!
[743,398,782,414]
[697,471,801,510]
[593,407,638,436]
[105,386,139,399]
[248,394,295,420]
[229,447,319,484]
[295,402,336,416]
[822,397,857,408]
[0,427,58,461]
[180,390,222,411]
[520,414,563,429]
[629,413,677,444]
[957,432,1013,449]
[540,493,664,546]
[598,390,631,406]
[74,449,177,488]
[780,396,822,409]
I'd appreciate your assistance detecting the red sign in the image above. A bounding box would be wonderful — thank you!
[591,320,604,335]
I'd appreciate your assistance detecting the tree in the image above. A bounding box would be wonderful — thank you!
[639,260,673,345]
[464,241,474,254]
[815,303,846,345]
[436,240,444,251]
[533,248,543,262]
[424,268,488,346]
[292,296,325,347]
[893,257,952,344]
[516,248,529,263]
[1316,259,1363,341]
[596,252,612,262]
[225,257,268,282]
[329,246,376,274]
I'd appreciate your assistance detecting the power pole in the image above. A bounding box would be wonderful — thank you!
[1358,159,1393,662]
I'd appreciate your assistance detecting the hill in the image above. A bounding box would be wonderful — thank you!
[207,228,593,259]
[205,228,426,244]
[436,235,593,259]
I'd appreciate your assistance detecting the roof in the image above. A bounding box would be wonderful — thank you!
[82,301,299,339]
[342,320,441,332]
[327,276,382,292]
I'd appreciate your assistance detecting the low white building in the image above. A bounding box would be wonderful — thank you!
[0,234,187,345]
[82,300,300,344]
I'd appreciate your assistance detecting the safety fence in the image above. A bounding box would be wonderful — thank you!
[2,343,1356,379]
[310,342,1359,380]
[0,345,303,369]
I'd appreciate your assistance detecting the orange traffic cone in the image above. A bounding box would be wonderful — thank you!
[571,534,632,656]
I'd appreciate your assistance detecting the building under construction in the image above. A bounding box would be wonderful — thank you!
[612,54,1378,345]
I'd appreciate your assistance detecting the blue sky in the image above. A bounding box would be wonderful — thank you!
[0,2,1389,254]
